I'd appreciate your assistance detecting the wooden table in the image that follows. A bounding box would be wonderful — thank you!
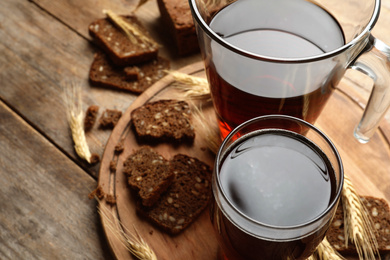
[1,0,389,259]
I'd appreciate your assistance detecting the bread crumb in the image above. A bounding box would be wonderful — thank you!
[114,139,125,154]
[84,105,99,131]
[88,185,105,200]
[124,66,140,81]
[106,194,117,205]
[99,109,122,129]
[90,153,100,165]
[109,160,117,173]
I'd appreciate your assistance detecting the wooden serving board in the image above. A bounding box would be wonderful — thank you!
[98,62,390,260]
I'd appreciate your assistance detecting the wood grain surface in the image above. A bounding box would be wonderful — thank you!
[1,0,390,259]
[0,0,200,179]
[98,62,390,260]
[0,101,113,259]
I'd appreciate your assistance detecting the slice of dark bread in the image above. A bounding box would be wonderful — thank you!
[89,52,169,94]
[137,154,212,234]
[123,146,174,207]
[131,99,195,143]
[157,0,199,56]
[327,196,390,255]
[88,15,158,66]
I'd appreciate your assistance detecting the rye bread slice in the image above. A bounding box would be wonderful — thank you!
[88,15,158,66]
[123,146,174,207]
[327,196,390,255]
[89,52,169,94]
[131,99,195,143]
[157,0,199,56]
[137,154,212,234]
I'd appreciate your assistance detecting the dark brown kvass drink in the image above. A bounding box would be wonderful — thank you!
[212,129,339,260]
[206,0,345,138]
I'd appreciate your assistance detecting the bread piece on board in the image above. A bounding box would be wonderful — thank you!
[157,0,199,55]
[123,146,174,207]
[84,105,99,131]
[137,154,212,234]
[326,196,390,255]
[88,15,158,66]
[131,99,195,143]
[99,109,122,129]
[89,52,169,94]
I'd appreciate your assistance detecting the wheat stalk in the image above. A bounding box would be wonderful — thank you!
[133,0,151,11]
[63,81,92,163]
[191,104,221,154]
[168,71,221,152]
[315,237,346,260]
[98,203,157,260]
[342,176,379,260]
[168,71,211,100]
[104,9,158,47]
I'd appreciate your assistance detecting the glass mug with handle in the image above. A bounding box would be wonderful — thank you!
[188,0,390,142]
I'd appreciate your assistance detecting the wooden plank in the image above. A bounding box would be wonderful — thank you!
[0,0,139,177]
[0,101,111,259]
[32,0,202,70]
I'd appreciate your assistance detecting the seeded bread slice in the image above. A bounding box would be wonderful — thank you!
[131,99,195,143]
[326,196,390,254]
[137,154,212,234]
[123,146,174,207]
[89,52,169,94]
[88,15,158,66]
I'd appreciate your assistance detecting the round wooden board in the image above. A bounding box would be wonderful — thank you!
[98,61,390,260]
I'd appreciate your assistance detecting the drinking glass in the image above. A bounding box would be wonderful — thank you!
[211,115,344,260]
[189,0,390,142]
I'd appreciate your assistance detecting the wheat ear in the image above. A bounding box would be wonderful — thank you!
[168,71,211,100]
[63,81,92,163]
[315,237,346,260]
[133,0,151,11]
[104,9,158,47]
[342,175,379,260]
[168,71,220,152]
[191,104,221,154]
[98,203,157,260]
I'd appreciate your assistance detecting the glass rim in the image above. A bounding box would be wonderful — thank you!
[189,0,380,63]
[214,115,344,231]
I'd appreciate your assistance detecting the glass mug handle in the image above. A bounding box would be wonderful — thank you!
[350,35,390,143]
